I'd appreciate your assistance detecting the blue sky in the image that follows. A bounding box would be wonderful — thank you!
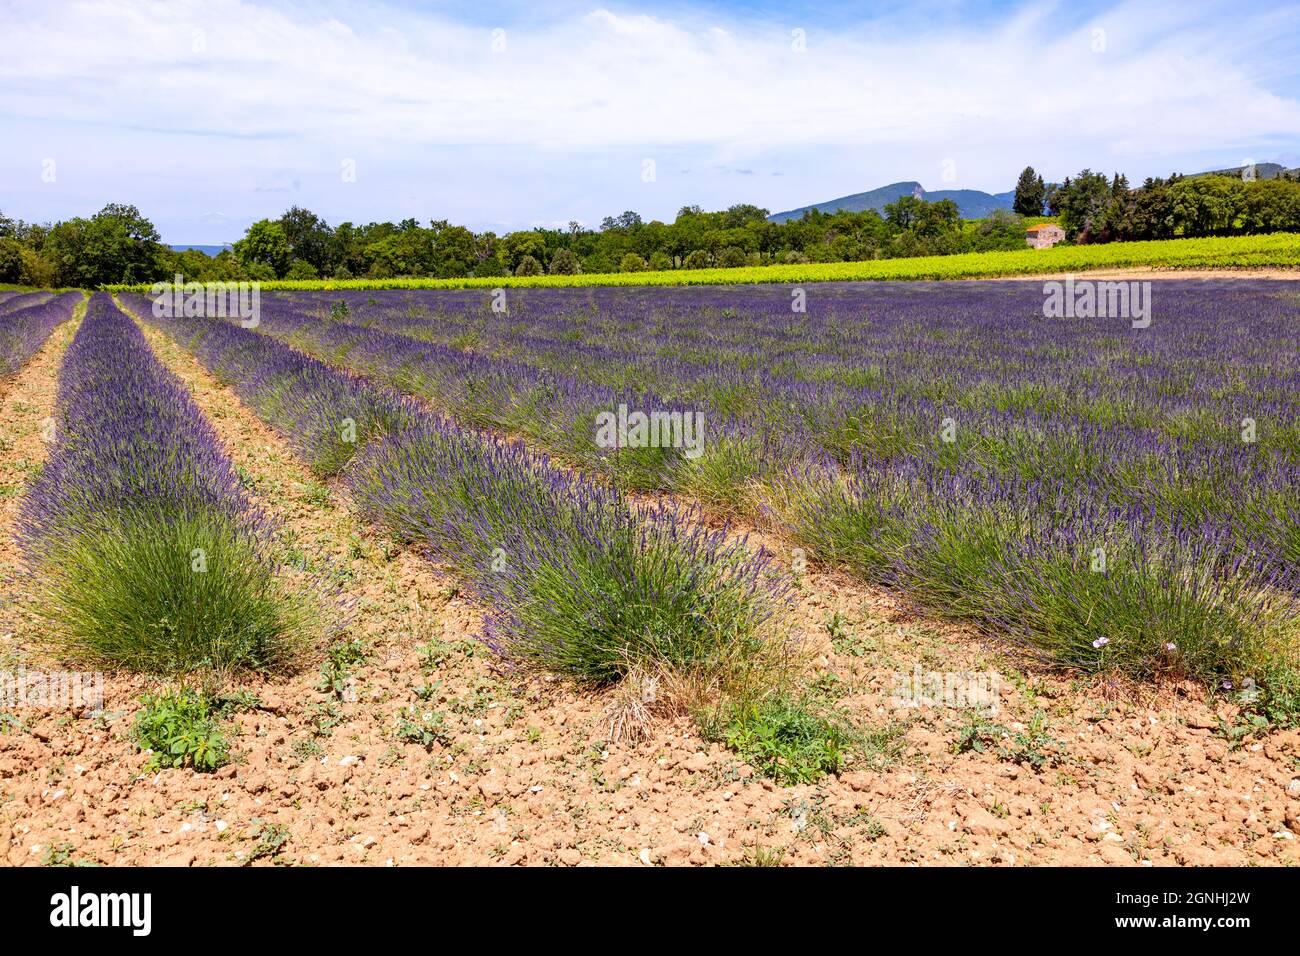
[2,0,1298,243]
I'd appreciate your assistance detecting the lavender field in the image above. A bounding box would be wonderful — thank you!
[3,278,1298,867]
[119,280,1300,711]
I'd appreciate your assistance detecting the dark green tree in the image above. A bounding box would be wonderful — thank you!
[1013,167,1047,216]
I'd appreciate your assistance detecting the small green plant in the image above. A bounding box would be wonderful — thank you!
[132,689,229,772]
[709,692,851,785]
[1215,713,1271,751]
[857,814,888,840]
[247,823,291,864]
[213,688,262,718]
[300,481,333,509]
[734,844,785,867]
[1001,710,1062,769]
[0,712,28,735]
[413,680,441,701]
[40,842,99,867]
[291,738,323,763]
[952,710,1060,769]
[952,713,1008,755]
[1238,667,1300,730]
[395,708,451,750]
[417,638,454,670]
[306,701,343,736]
[316,639,366,699]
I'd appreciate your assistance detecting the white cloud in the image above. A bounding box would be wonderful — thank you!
[1,0,1297,238]
[3,0,1298,152]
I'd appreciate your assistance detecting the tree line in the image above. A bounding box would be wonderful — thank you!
[3,167,1298,287]
[1015,165,1300,242]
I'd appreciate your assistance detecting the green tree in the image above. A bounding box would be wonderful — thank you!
[968,209,1026,251]
[1013,167,1046,216]
[716,246,747,268]
[1054,170,1113,239]
[43,203,165,287]
[278,206,332,273]
[234,220,292,277]
[0,238,23,283]
[1169,175,1245,236]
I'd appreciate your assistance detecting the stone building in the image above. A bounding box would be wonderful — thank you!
[1025,223,1066,248]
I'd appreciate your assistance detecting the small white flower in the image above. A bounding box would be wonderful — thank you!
[1164,643,1177,652]
[1092,637,1109,649]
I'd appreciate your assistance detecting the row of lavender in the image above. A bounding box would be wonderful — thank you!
[272,283,1298,450]
[0,290,54,315]
[0,291,80,377]
[243,285,1299,699]
[17,294,299,674]
[249,286,1299,547]
[121,293,786,686]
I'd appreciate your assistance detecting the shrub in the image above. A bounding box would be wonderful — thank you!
[619,252,646,272]
[29,511,299,674]
[285,259,319,280]
[707,692,852,784]
[548,249,581,275]
[514,255,543,277]
[349,421,789,686]
[0,238,23,284]
[132,689,230,772]
[716,246,747,268]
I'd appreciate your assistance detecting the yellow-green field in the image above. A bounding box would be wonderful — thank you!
[108,232,1300,292]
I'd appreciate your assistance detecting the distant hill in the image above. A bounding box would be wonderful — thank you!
[768,180,1016,223]
[1195,162,1299,180]
[169,244,230,256]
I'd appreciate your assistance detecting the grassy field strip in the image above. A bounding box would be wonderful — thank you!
[108,233,1300,291]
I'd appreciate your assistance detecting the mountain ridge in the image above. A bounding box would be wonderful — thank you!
[768,181,1016,223]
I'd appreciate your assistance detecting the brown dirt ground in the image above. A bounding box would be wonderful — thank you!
[1,307,1298,867]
